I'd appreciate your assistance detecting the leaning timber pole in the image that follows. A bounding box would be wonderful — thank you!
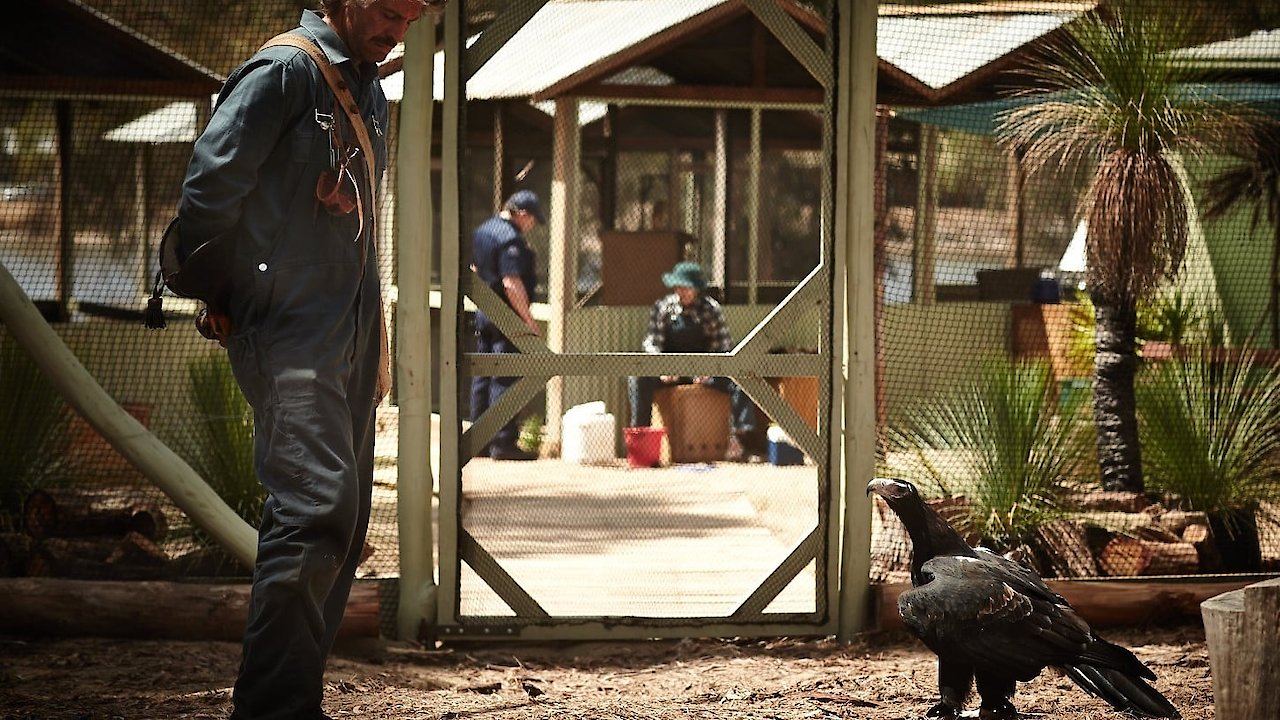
[0,261,256,567]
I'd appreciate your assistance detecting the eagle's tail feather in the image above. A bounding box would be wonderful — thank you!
[1063,664,1180,718]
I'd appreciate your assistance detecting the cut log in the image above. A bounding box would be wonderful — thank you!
[23,488,169,542]
[1063,490,1150,513]
[0,533,34,577]
[27,532,171,579]
[1159,510,1209,536]
[0,577,381,641]
[1202,578,1280,720]
[1033,519,1097,578]
[1260,502,1280,571]
[1099,536,1200,576]
[1098,536,1147,576]
[1182,523,1222,571]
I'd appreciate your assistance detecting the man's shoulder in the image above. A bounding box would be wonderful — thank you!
[474,216,520,244]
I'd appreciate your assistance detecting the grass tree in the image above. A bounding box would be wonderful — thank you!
[997,2,1260,492]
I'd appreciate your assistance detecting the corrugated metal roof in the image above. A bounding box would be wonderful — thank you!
[1170,29,1280,68]
[878,11,1078,91]
[382,0,725,102]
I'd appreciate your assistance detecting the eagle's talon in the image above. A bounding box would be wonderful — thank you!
[978,700,1018,720]
[924,702,959,719]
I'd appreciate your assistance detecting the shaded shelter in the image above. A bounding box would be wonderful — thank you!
[1,0,222,320]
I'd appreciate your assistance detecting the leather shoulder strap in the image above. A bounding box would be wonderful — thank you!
[261,33,378,230]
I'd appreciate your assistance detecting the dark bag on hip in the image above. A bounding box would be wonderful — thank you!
[143,217,235,333]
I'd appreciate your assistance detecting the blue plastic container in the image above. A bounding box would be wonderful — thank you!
[768,441,803,466]
[766,425,804,466]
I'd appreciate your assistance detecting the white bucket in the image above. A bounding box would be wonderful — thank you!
[562,405,616,464]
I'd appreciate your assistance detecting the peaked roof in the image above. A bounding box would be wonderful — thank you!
[1169,28,1280,72]
[382,0,1092,108]
[1,0,222,98]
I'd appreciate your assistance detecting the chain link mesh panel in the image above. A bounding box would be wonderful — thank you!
[1,2,1279,641]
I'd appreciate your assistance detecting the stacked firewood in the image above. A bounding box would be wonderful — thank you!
[871,490,1278,580]
[2,487,376,581]
[1,488,173,580]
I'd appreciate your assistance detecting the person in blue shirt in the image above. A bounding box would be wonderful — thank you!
[469,190,545,461]
[628,261,762,461]
[176,2,427,718]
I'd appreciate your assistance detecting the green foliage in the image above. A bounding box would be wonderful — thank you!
[0,340,72,524]
[518,414,544,454]
[1137,349,1280,515]
[1068,291,1209,365]
[1139,290,1202,346]
[886,358,1087,551]
[179,352,262,527]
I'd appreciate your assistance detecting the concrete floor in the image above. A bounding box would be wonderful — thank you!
[362,407,825,619]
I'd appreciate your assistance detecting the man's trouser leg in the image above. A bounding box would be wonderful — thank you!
[227,330,370,720]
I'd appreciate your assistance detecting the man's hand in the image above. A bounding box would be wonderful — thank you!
[195,308,233,347]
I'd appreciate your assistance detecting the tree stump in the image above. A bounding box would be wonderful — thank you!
[1202,578,1280,720]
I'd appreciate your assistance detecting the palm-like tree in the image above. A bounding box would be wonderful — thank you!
[1204,122,1280,349]
[997,3,1259,492]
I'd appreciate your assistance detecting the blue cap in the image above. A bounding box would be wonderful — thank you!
[504,190,546,225]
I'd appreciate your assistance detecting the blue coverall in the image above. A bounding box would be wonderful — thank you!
[469,214,537,455]
[177,11,385,719]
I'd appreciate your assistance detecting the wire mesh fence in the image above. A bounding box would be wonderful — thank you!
[2,1,1279,619]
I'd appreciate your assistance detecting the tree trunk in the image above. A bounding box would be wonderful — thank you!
[1091,296,1144,492]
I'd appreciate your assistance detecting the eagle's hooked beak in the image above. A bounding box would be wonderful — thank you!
[867,477,912,500]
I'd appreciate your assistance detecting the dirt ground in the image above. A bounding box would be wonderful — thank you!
[0,623,1214,719]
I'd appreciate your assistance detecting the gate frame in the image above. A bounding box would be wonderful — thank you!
[395,0,876,643]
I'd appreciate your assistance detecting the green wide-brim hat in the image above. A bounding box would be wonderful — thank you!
[662,261,706,290]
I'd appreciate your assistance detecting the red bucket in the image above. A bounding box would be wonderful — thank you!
[623,427,666,468]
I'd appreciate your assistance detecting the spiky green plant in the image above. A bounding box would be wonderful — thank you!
[180,352,261,526]
[996,1,1263,493]
[0,339,72,525]
[1140,289,1203,346]
[1137,348,1280,516]
[886,358,1088,551]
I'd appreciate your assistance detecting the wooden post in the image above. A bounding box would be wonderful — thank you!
[395,11,438,643]
[835,0,877,642]
[913,125,937,305]
[1202,578,1280,720]
[544,96,580,456]
[1007,147,1025,268]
